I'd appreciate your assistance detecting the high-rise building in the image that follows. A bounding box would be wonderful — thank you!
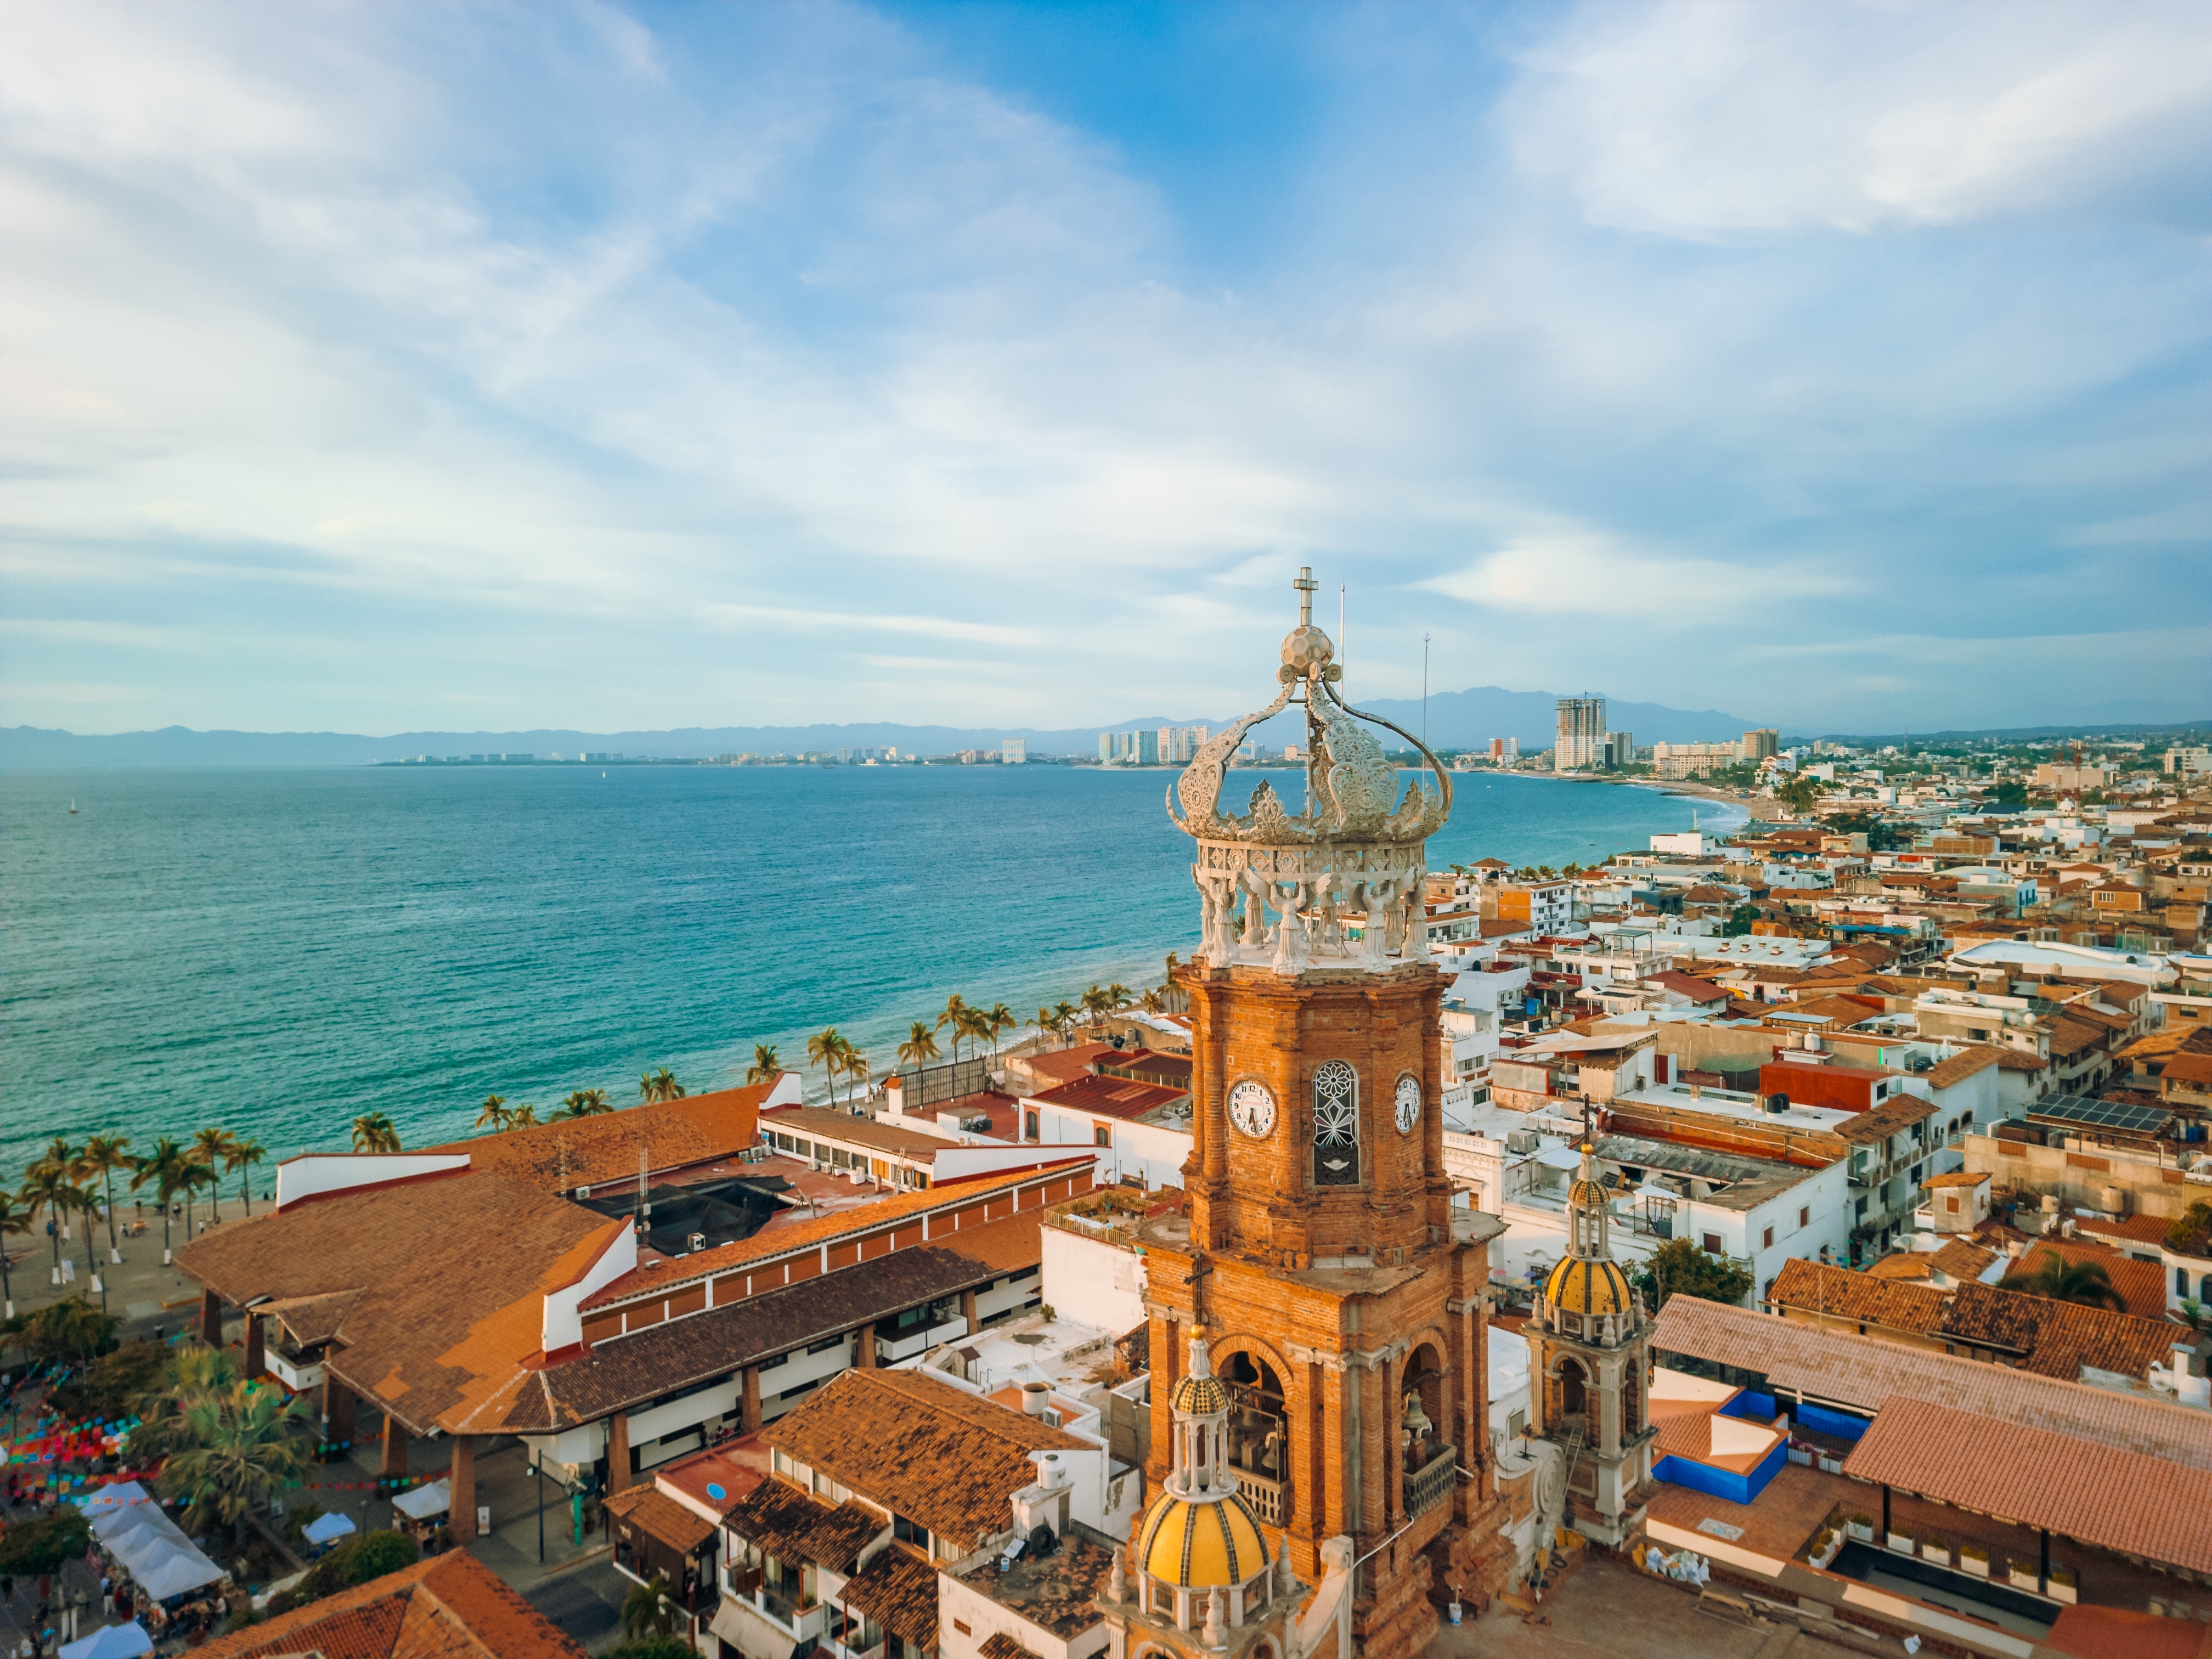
[1158,724,1212,764]
[1001,738,1026,765]
[1489,737,1504,761]
[1602,730,1635,768]
[1555,696,1606,771]
[1742,728,1780,763]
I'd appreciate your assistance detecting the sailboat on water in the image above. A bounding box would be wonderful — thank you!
[69,799,77,814]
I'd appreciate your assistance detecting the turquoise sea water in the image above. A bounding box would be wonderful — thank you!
[0,765,1730,1172]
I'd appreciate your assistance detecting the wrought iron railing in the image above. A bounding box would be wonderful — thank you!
[1405,1444,1457,1520]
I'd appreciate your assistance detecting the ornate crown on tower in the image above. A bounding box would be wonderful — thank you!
[1167,568,1453,975]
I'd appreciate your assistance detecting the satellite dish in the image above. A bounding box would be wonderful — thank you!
[706,1483,726,1502]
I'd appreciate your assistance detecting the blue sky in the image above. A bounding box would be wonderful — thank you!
[3,1,2208,736]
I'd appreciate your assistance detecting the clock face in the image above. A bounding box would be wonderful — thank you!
[1394,1075,1421,1135]
[1228,1079,1277,1139]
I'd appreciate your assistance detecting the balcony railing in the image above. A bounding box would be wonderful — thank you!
[1234,1468,1290,1527]
[1405,1444,1457,1521]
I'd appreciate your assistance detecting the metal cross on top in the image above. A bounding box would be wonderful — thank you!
[1294,565,1318,628]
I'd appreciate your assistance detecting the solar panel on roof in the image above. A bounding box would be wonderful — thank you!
[2029,1095,2171,1135]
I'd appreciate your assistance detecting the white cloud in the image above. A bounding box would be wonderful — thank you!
[1424,534,1854,618]
[1503,2,2212,236]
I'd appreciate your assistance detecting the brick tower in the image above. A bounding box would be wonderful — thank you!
[1133,569,1514,1659]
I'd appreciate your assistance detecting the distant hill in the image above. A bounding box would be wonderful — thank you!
[24,691,2191,770]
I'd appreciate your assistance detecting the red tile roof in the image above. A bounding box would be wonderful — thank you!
[1029,1073,1189,1120]
[421,1087,770,1192]
[194,1551,585,1658]
[1843,1395,2212,1575]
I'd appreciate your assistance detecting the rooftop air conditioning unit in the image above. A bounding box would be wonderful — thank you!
[1506,1129,1541,1155]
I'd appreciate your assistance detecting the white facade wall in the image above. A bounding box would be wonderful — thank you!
[1040,1224,1148,1335]
[937,1573,1110,1659]
[1025,1106,1190,1191]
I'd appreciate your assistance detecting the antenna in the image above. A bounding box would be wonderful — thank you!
[1423,633,1431,749]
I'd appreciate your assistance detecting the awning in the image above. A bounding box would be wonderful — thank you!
[78,1487,224,1600]
[709,1595,799,1659]
[302,1511,357,1545]
[59,1624,154,1659]
[392,1479,452,1521]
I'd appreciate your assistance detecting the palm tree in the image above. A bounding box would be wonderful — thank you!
[129,1342,239,1460]
[1105,982,1133,1013]
[156,1377,315,1548]
[18,1167,95,1285]
[475,1095,510,1132]
[508,1103,540,1127]
[985,1003,1017,1056]
[935,993,973,1062]
[637,1068,686,1104]
[27,1136,84,1183]
[1052,1000,1079,1043]
[349,1113,401,1154]
[958,1005,992,1061]
[130,1138,195,1265]
[1029,1007,1059,1048]
[744,1045,782,1086]
[843,1053,872,1104]
[19,1295,116,1365]
[0,1192,29,1317]
[177,1159,218,1239]
[806,1027,847,1102]
[80,1134,132,1263]
[898,1022,941,1069]
[560,1089,612,1119]
[620,1571,677,1640]
[1079,984,1110,1028]
[226,1138,267,1217]
[1997,1251,2128,1311]
[190,1127,239,1223]
[1139,988,1167,1015]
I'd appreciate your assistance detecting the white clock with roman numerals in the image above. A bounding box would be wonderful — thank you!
[1228,1079,1277,1139]
[1394,1075,1421,1135]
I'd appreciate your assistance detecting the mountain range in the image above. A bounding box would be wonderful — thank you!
[0,685,1757,768]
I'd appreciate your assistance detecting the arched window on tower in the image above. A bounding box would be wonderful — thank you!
[1312,1060,1359,1187]
[1558,1357,1588,1424]
[1221,1351,1291,1525]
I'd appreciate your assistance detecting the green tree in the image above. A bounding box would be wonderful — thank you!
[0,1191,27,1315]
[637,1068,686,1104]
[957,1004,994,1060]
[935,993,974,1061]
[130,1137,196,1264]
[18,1294,118,1364]
[156,1376,317,1545]
[1077,984,1110,1029]
[475,1095,511,1132]
[621,1571,677,1639]
[1774,774,1824,814]
[985,1002,1017,1055]
[19,1165,96,1284]
[806,1027,848,1101]
[744,1045,782,1086]
[1998,1250,2128,1311]
[347,1528,421,1583]
[897,1022,940,1070]
[1052,1000,1079,1042]
[350,1113,402,1154]
[27,1136,85,1183]
[1029,1007,1060,1049]
[1823,810,1911,853]
[0,1509,91,1577]
[560,1088,612,1119]
[190,1127,240,1222]
[2164,1201,2212,1259]
[226,1136,267,1218]
[128,1342,240,1461]
[1985,780,2028,809]
[176,1158,219,1238]
[80,1133,133,1261]
[508,1103,539,1127]
[50,1338,167,1421]
[608,1639,697,1659]
[1632,1238,1755,1312]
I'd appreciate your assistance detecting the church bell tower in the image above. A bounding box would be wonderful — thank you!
[1131,569,1513,1659]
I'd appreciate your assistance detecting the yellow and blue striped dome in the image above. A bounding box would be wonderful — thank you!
[1136,1491,1271,1589]
[1544,1255,1634,1318]
[1171,1372,1231,1415]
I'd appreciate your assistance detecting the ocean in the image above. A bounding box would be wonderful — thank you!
[0,764,1736,1173]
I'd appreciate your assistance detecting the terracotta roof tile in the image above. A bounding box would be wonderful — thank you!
[498,1212,1048,1432]
[980,1635,1046,1659]
[421,1087,769,1192]
[1928,1239,1998,1282]
[194,1551,585,1659]
[1996,1240,2170,1324]
[605,1482,718,1555]
[2074,1212,2178,1250]
[839,1543,942,1644]
[1863,1255,1933,1282]
[1923,1046,2006,1089]
[1843,1395,2212,1575]
[1767,1260,1944,1333]
[1832,1096,1940,1143]
[764,1369,1088,1551]
[1029,1074,1190,1120]
[1651,1297,2212,1465]
[174,1171,617,1436]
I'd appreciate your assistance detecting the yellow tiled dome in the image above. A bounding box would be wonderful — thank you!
[1544,1255,1634,1318]
[1567,1175,1609,1207]
[1170,1373,1231,1415]
[1136,1491,1271,1589]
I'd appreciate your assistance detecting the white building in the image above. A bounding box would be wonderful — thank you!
[1002,738,1027,765]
